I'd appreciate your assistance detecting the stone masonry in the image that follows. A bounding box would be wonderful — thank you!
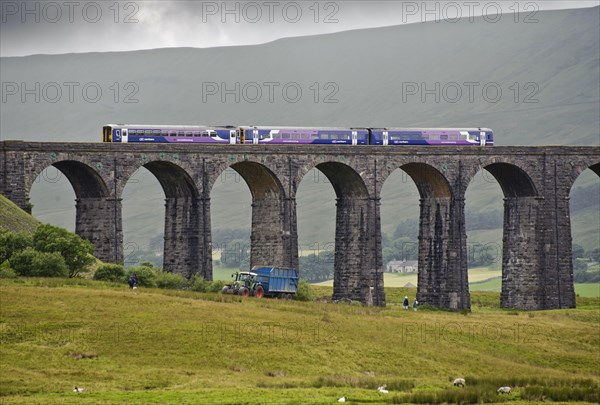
[1,141,598,310]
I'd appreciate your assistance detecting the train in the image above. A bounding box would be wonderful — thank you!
[102,124,494,146]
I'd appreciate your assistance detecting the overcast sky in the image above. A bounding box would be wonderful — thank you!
[1,0,598,56]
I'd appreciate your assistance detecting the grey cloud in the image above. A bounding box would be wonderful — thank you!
[1,0,598,56]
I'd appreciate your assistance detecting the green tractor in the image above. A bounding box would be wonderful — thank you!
[221,271,265,298]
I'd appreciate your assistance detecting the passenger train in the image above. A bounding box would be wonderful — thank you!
[102,125,494,146]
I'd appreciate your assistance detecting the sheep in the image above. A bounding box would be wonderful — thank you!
[73,387,85,393]
[453,378,465,387]
[377,384,389,394]
[337,396,347,402]
[497,386,512,394]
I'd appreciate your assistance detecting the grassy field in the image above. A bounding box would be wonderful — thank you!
[0,277,598,404]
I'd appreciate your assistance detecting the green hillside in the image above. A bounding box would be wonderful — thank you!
[2,7,598,260]
[0,195,40,233]
[1,279,599,404]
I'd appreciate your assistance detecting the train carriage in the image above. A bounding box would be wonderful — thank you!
[238,126,370,145]
[102,125,237,144]
[369,128,493,146]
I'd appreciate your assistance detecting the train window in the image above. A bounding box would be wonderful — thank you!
[292,133,301,139]
[460,134,468,140]
[153,130,161,135]
[186,132,193,137]
[144,129,152,135]
[410,134,422,140]
[302,133,309,139]
[200,132,208,137]
[440,134,448,140]
[178,131,184,137]
[449,134,458,140]
[281,133,290,139]
[311,133,319,139]
[169,132,176,137]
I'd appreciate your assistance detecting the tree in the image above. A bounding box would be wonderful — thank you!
[0,230,33,264]
[588,248,600,263]
[572,244,585,260]
[11,247,68,277]
[32,224,95,278]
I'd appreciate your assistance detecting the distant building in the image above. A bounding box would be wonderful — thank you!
[386,260,418,273]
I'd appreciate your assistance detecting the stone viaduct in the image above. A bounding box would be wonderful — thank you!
[1,141,599,310]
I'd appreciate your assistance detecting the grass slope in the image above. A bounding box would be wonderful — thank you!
[0,195,40,233]
[1,279,598,404]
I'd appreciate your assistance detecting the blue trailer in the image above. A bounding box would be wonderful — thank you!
[253,266,299,299]
[221,266,299,299]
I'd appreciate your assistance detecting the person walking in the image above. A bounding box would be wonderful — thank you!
[402,296,409,310]
[412,298,419,311]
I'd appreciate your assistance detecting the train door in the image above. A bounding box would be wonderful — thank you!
[352,131,358,145]
[480,131,486,146]
[121,128,129,143]
[239,128,245,144]
[383,131,389,146]
[229,130,236,144]
[253,129,259,144]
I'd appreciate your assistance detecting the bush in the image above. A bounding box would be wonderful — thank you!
[155,271,186,290]
[0,262,17,278]
[295,279,314,301]
[0,231,33,263]
[93,263,126,283]
[33,224,95,278]
[126,266,157,288]
[189,275,225,293]
[208,279,226,293]
[10,247,68,277]
[189,274,211,292]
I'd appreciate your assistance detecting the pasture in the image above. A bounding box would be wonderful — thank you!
[0,277,598,404]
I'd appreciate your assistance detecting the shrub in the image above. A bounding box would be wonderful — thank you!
[33,224,95,278]
[126,266,157,288]
[295,279,314,301]
[208,279,226,293]
[0,231,33,263]
[10,247,68,277]
[189,275,225,293]
[0,262,17,278]
[93,263,126,283]
[155,271,186,290]
[189,274,210,292]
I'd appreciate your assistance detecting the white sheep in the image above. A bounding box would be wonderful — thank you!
[73,387,85,393]
[337,396,346,402]
[377,384,389,394]
[453,378,465,387]
[497,386,512,394]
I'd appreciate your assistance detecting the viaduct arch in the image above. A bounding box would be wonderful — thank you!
[2,141,598,310]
